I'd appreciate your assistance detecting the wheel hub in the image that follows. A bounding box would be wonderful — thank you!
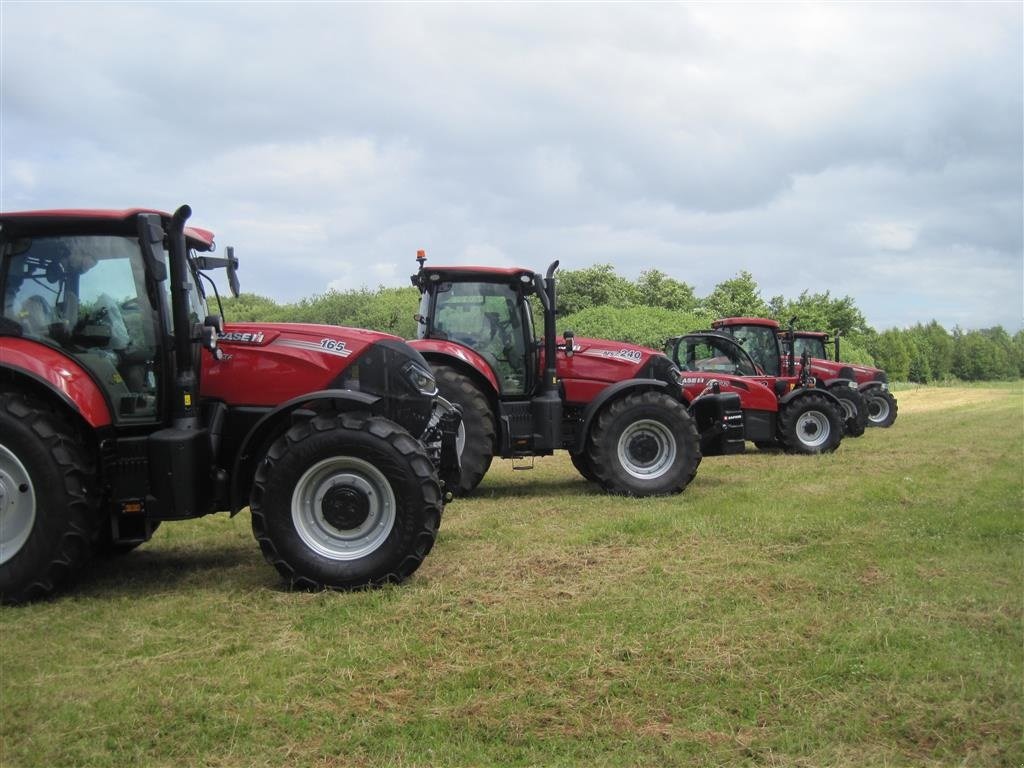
[616,419,677,480]
[291,456,396,561]
[795,411,830,448]
[321,486,371,531]
[628,433,660,465]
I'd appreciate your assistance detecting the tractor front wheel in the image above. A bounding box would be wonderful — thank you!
[432,365,496,496]
[250,413,443,590]
[829,385,867,438]
[864,388,898,427]
[586,391,701,496]
[0,392,99,604]
[778,393,843,455]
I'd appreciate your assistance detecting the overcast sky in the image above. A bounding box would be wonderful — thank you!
[2,2,1021,331]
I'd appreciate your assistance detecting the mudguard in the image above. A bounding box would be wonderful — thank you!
[779,386,843,411]
[408,339,501,394]
[0,338,112,427]
[573,378,669,453]
[229,389,382,514]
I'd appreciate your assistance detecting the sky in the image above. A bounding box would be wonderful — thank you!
[1,2,1021,332]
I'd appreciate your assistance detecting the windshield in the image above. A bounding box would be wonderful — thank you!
[423,281,532,395]
[726,325,780,376]
[793,336,827,360]
[2,234,163,422]
[679,336,758,376]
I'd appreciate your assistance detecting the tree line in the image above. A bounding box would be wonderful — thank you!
[220,265,1024,383]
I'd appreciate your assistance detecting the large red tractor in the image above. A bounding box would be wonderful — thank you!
[710,317,868,438]
[785,330,898,428]
[0,206,460,603]
[408,254,743,497]
[666,331,846,454]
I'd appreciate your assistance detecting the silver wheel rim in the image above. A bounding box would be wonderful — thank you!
[868,396,890,424]
[838,398,855,422]
[616,419,677,480]
[455,421,466,459]
[796,411,831,448]
[0,444,36,565]
[291,456,396,561]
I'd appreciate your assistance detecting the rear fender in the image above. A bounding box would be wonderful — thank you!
[408,339,501,393]
[859,381,889,395]
[229,389,383,514]
[0,338,112,427]
[820,377,857,391]
[573,378,669,453]
[779,386,842,411]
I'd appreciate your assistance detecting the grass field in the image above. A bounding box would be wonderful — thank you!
[1,383,1021,767]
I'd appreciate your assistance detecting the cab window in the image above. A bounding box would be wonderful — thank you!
[2,235,162,423]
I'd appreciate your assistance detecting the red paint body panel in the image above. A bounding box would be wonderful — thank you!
[679,370,779,413]
[201,322,400,406]
[0,337,113,426]
[554,337,661,404]
[407,339,501,392]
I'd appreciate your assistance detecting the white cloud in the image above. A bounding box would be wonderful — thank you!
[1,2,1020,330]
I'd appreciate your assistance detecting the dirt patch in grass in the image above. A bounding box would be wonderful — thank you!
[896,386,1015,414]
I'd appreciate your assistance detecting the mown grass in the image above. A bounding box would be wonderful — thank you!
[1,384,1021,767]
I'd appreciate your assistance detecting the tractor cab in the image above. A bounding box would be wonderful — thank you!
[413,264,539,397]
[711,317,790,377]
[783,330,832,361]
[1,214,226,425]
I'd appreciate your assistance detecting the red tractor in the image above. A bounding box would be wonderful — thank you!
[666,330,846,454]
[408,254,744,497]
[0,206,461,603]
[710,317,868,438]
[785,330,898,428]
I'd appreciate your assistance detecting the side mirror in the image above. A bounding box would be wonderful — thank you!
[204,315,225,335]
[226,246,240,298]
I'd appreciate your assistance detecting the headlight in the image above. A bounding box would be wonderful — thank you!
[403,361,439,396]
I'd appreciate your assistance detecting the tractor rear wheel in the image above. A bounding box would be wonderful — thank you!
[829,385,867,437]
[250,413,443,590]
[0,392,99,604]
[778,393,843,455]
[433,365,496,496]
[586,391,701,497]
[864,388,898,428]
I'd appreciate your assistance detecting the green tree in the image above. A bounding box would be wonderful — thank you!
[556,264,638,316]
[700,271,769,320]
[635,269,698,312]
[560,305,705,350]
[870,330,911,381]
[768,290,869,337]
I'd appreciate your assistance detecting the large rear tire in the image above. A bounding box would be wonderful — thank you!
[570,450,599,484]
[778,392,844,455]
[250,413,443,590]
[864,388,898,428]
[432,365,496,496]
[0,392,99,604]
[586,391,701,497]
[829,385,867,438]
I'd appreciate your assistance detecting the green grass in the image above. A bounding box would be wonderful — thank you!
[2,384,1021,767]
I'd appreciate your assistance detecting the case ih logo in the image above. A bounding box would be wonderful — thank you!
[220,330,266,344]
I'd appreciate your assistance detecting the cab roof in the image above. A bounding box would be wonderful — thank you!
[712,317,781,330]
[413,264,537,285]
[0,208,216,251]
